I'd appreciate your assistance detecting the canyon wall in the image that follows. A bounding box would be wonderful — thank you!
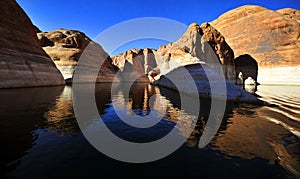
[0,0,65,88]
[211,5,300,85]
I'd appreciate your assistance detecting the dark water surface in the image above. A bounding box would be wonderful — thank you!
[1,83,299,178]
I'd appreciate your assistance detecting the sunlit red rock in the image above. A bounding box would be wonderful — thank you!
[211,5,300,84]
[37,29,118,82]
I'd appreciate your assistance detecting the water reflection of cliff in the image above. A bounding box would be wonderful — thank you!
[0,86,63,176]
[210,86,300,177]
[107,82,232,147]
[104,82,184,142]
[3,82,299,177]
[43,86,78,133]
[153,84,300,176]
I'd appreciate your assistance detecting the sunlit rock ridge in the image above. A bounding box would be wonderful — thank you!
[37,29,118,82]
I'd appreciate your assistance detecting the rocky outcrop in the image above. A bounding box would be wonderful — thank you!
[211,5,300,85]
[200,23,235,82]
[111,48,158,82]
[154,64,257,102]
[156,23,235,82]
[277,8,300,22]
[0,0,65,88]
[37,29,118,82]
[113,48,157,74]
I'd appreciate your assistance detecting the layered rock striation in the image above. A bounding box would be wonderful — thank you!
[0,0,65,88]
[37,29,118,82]
[211,5,300,85]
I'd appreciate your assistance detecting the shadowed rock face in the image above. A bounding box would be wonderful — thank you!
[0,0,65,88]
[211,5,300,84]
[235,54,258,83]
[200,23,235,82]
[37,29,118,82]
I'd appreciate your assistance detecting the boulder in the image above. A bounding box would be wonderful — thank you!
[154,64,257,102]
[37,29,118,82]
[0,0,65,88]
[211,5,300,85]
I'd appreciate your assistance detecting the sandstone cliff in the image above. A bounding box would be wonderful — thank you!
[37,29,118,82]
[277,8,300,23]
[0,0,65,88]
[211,5,300,84]
[160,22,235,82]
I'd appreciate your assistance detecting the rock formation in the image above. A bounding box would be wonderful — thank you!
[156,23,235,82]
[111,48,157,82]
[37,29,118,82]
[0,0,65,88]
[112,22,236,83]
[154,64,257,102]
[109,22,256,102]
[211,5,300,85]
[277,8,300,22]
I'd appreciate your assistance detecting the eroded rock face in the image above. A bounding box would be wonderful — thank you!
[111,48,158,82]
[112,23,236,83]
[211,5,300,84]
[156,22,235,82]
[0,0,65,88]
[200,23,235,82]
[277,8,300,22]
[37,29,118,81]
[152,24,256,102]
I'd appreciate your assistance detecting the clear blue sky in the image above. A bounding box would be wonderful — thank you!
[16,0,300,55]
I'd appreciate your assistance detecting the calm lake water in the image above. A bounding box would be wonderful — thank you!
[1,83,299,178]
